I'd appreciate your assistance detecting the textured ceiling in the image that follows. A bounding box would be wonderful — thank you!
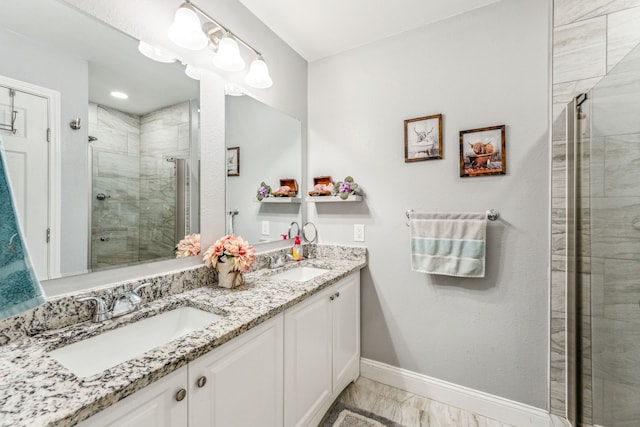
[237,0,501,61]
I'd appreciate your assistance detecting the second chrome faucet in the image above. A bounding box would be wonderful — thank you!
[76,283,151,323]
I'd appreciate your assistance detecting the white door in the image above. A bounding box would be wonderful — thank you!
[332,271,361,391]
[0,86,49,280]
[77,365,189,427]
[284,288,333,427]
[189,315,284,427]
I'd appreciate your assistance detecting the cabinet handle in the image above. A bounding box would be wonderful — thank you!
[335,292,340,298]
[175,388,187,402]
[196,376,207,388]
[330,295,335,301]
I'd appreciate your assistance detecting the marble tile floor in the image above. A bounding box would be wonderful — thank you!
[329,377,514,427]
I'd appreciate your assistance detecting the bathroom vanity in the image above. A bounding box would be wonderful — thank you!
[0,246,366,427]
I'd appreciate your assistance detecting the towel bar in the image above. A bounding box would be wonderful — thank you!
[405,209,500,225]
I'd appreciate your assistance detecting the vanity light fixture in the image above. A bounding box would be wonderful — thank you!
[110,91,128,100]
[168,0,273,88]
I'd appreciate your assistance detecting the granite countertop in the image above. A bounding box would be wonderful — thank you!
[0,250,366,427]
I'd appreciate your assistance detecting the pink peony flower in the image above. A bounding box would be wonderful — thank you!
[175,233,201,258]
[203,234,256,273]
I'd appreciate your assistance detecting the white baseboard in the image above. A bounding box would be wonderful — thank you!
[360,358,557,427]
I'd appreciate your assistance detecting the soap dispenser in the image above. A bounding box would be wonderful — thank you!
[292,235,302,261]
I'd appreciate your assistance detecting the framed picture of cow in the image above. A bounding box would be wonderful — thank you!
[404,114,443,162]
[459,125,506,177]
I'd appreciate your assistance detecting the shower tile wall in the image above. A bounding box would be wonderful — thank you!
[89,101,190,270]
[551,0,640,420]
[89,104,141,269]
[139,101,190,261]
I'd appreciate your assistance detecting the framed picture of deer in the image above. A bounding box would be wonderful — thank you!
[459,125,506,177]
[404,114,443,162]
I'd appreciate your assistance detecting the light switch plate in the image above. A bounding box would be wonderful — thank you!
[261,221,270,235]
[354,224,365,242]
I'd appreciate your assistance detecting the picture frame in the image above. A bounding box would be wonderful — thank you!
[404,114,443,162]
[227,147,240,176]
[459,125,506,177]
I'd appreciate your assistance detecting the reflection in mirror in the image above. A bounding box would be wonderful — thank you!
[0,0,200,286]
[225,94,302,244]
[302,222,318,243]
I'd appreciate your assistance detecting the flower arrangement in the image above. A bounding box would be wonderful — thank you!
[175,233,201,258]
[334,176,359,200]
[256,181,272,201]
[203,234,256,273]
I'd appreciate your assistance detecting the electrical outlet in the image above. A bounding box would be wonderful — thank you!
[261,220,270,235]
[354,224,365,242]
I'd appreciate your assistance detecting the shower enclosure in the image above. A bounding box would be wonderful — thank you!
[571,42,640,426]
[89,100,200,271]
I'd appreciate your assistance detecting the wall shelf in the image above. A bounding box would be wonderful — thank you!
[257,197,302,204]
[305,195,363,203]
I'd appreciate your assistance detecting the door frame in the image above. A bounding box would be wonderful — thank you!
[0,74,61,279]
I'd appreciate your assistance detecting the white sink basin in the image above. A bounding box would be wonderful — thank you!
[49,307,222,378]
[272,266,329,283]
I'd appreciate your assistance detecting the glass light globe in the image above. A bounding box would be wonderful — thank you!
[168,6,208,50]
[245,57,273,88]
[185,65,202,80]
[213,36,245,72]
[138,41,176,63]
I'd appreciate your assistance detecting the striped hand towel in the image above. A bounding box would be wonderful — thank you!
[409,212,487,278]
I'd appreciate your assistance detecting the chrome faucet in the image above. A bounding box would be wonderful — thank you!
[269,253,286,269]
[76,283,151,322]
[76,296,111,323]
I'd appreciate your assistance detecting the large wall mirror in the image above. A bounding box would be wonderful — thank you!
[0,0,200,293]
[225,94,302,244]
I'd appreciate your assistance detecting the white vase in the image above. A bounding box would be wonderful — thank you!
[216,259,244,288]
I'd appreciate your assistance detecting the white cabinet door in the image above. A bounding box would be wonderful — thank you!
[189,314,284,427]
[332,271,360,391]
[77,365,188,427]
[284,287,333,427]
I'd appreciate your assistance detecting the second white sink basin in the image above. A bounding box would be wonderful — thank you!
[272,266,329,283]
[49,306,222,378]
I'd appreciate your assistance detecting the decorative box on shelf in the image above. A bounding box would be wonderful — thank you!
[306,175,362,202]
[258,178,301,203]
[307,176,333,196]
[273,178,298,197]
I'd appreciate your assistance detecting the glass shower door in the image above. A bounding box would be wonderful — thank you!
[579,43,640,427]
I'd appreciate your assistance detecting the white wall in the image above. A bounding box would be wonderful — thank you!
[308,0,550,409]
[0,28,89,276]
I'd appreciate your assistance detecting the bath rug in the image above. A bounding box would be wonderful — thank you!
[322,402,406,427]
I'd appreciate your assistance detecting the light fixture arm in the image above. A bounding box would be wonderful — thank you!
[184,0,263,58]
